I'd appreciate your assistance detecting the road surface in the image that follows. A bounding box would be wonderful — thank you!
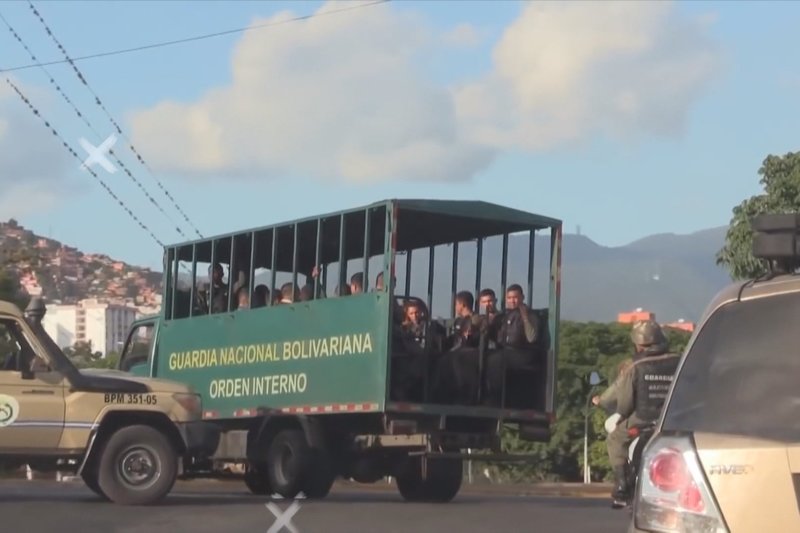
[0,479,631,532]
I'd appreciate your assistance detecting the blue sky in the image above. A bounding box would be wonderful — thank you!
[0,0,798,270]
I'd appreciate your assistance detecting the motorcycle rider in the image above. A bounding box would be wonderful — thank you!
[596,319,681,508]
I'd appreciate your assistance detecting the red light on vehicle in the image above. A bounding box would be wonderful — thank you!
[648,449,689,493]
[678,481,705,513]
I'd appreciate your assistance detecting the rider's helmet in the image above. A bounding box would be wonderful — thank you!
[630,319,667,347]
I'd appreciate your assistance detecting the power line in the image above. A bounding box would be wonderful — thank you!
[5,78,165,249]
[24,0,205,239]
[0,11,192,242]
[1,0,390,73]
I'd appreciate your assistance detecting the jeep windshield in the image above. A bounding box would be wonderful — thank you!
[662,290,800,443]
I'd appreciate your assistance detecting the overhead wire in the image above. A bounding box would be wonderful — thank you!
[25,0,205,238]
[5,78,165,249]
[0,10,193,242]
[1,0,390,73]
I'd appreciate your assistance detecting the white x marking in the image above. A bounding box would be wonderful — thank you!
[266,500,301,533]
[79,134,117,173]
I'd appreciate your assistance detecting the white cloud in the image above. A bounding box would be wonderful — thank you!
[0,80,73,217]
[129,1,494,183]
[454,1,721,150]
[442,23,483,48]
[129,0,719,185]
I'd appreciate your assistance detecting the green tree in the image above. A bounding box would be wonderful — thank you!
[717,151,800,280]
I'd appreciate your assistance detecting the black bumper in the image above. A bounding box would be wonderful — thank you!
[177,421,221,458]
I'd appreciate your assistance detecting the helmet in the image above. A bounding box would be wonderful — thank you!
[630,319,666,346]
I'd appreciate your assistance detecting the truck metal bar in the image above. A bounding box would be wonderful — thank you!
[209,239,217,313]
[363,208,371,292]
[168,247,177,319]
[404,249,412,298]
[527,230,535,307]
[292,223,299,299]
[227,235,235,312]
[500,233,509,311]
[248,231,256,304]
[338,214,347,294]
[269,228,277,306]
[189,244,197,317]
[450,242,459,317]
[427,245,435,312]
[314,219,322,299]
[475,238,483,312]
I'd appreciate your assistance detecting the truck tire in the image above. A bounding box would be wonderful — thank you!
[81,468,109,501]
[266,429,311,499]
[244,463,272,495]
[96,425,178,505]
[302,450,335,499]
[396,456,463,503]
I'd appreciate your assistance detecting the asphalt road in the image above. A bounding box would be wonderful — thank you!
[0,480,631,533]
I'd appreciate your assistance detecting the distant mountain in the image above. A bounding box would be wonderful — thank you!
[402,226,731,324]
[2,217,732,324]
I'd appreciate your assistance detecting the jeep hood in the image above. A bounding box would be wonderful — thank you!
[77,368,194,394]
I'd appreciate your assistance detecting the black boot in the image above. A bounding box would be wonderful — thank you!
[611,465,629,509]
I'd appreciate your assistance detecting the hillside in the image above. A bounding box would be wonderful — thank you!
[0,219,162,312]
[400,227,731,323]
[1,218,731,323]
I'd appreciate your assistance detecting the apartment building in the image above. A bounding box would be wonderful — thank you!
[43,298,138,356]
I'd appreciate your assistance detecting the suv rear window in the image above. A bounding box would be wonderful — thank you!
[662,290,800,442]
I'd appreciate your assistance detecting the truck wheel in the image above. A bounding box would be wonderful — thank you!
[302,450,335,499]
[244,463,272,495]
[266,429,311,499]
[396,456,463,503]
[96,425,178,505]
[80,469,109,501]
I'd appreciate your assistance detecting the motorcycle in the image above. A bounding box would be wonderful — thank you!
[604,413,656,509]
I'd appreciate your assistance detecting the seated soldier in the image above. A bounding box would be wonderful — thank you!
[484,284,540,406]
[390,300,430,401]
[434,291,482,404]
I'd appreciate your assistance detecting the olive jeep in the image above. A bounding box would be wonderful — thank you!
[0,297,219,505]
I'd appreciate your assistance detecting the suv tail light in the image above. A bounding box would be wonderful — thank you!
[634,435,728,533]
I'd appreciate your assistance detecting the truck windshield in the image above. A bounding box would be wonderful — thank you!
[662,291,800,442]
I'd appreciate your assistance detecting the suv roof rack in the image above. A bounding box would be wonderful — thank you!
[751,213,800,275]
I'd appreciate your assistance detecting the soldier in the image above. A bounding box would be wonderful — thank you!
[599,319,681,508]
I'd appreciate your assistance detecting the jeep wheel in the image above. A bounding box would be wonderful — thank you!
[266,429,311,499]
[80,469,109,501]
[97,425,178,505]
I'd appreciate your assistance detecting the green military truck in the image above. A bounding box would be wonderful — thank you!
[119,199,563,501]
[0,297,218,505]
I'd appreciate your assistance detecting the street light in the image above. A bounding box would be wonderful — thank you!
[584,371,604,484]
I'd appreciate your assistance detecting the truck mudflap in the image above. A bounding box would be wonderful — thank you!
[177,421,222,458]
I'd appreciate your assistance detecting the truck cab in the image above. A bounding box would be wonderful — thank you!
[0,298,219,505]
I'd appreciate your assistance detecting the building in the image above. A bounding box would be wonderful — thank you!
[43,299,137,355]
[617,308,655,324]
[664,319,695,333]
